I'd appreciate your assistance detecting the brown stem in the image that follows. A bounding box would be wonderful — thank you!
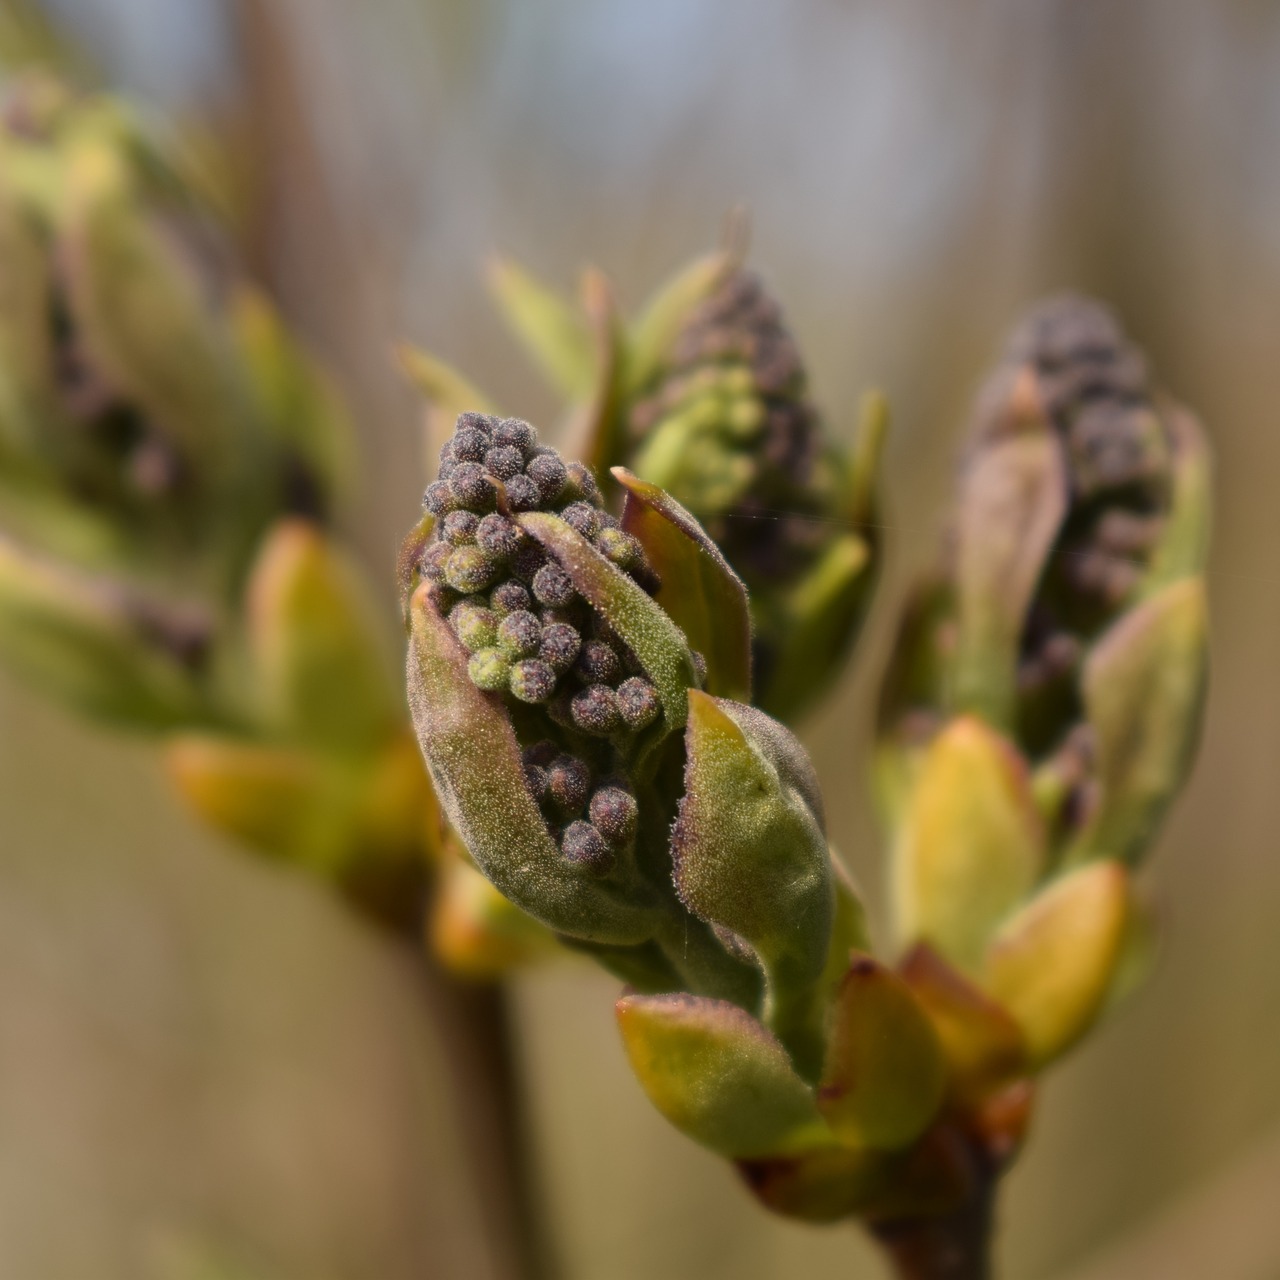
[870,1186,996,1280]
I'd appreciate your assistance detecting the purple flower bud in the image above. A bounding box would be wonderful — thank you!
[449,461,494,509]
[596,526,645,572]
[539,621,582,673]
[497,609,542,659]
[509,658,558,704]
[533,562,576,608]
[571,684,622,736]
[456,411,497,435]
[565,461,601,504]
[484,445,525,481]
[561,820,614,873]
[617,677,660,730]
[475,513,521,559]
[523,763,549,802]
[561,501,601,539]
[504,474,541,512]
[422,480,455,516]
[576,639,622,685]
[452,428,490,462]
[589,786,638,846]
[522,739,559,767]
[511,542,548,584]
[445,545,502,593]
[494,417,536,451]
[420,540,453,583]
[547,755,591,813]
[526,452,569,502]
[467,647,510,691]
[441,509,479,545]
[489,579,531,616]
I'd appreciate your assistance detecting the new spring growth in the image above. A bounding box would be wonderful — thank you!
[400,238,886,726]
[880,295,1209,1062]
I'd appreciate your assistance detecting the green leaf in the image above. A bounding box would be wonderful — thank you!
[407,582,656,944]
[486,255,595,399]
[985,860,1131,1068]
[892,716,1043,974]
[674,691,832,1077]
[516,510,699,734]
[1068,577,1208,867]
[817,953,947,1150]
[616,992,828,1158]
[614,465,751,701]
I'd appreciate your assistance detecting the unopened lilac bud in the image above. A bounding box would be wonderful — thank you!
[475,513,521,559]
[589,786,638,846]
[617,677,661,730]
[533,562,576,608]
[484,445,525,481]
[441,510,479,545]
[526,452,568,502]
[561,501,602,540]
[489,579,531,616]
[561,820,614,873]
[423,480,455,516]
[503,474,541,512]
[450,601,498,652]
[420,540,453,584]
[572,684,622,736]
[509,658,557,703]
[456,411,497,436]
[523,762,549,802]
[547,755,591,814]
[468,647,510,691]
[449,461,496,510]
[511,542,548,584]
[540,622,582,673]
[445,545,502,593]
[452,427,490,462]
[497,609,542,659]
[596,526,646,573]
[566,461,601,504]
[494,417,536,451]
[576,639,622,685]
[522,739,560,767]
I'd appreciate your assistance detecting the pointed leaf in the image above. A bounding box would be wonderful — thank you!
[517,510,698,732]
[486,255,595,398]
[893,716,1043,974]
[614,465,751,701]
[1142,406,1211,592]
[407,582,655,944]
[985,860,1131,1067]
[1070,577,1208,866]
[616,993,828,1158]
[674,691,831,1076]
[818,953,948,1150]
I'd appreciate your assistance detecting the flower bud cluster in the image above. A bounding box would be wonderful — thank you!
[421,413,663,871]
[628,270,829,584]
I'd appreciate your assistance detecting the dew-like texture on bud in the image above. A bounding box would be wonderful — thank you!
[509,658,557,703]
[504,473,541,512]
[489,579,530,616]
[532,561,576,607]
[444,544,502,593]
[617,677,661,730]
[496,609,542,659]
[476,513,521,558]
[562,820,614,873]
[527,452,568,502]
[589,785,638,846]
[562,500,602,539]
[494,416,536,451]
[423,480,455,515]
[539,621,581,673]
[448,460,494,509]
[450,601,498,652]
[547,754,591,814]
[571,684,622,736]
[420,540,453,583]
[576,638,623,685]
[441,510,479,545]
[468,647,510,691]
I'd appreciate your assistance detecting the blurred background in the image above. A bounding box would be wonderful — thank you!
[3,0,1280,1276]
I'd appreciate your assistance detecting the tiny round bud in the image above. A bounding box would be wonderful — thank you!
[526,452,568,502]
[449,461,494,509]
[452,428,490,462]
[547,755,591,813]
[511,542,548,583]
[595,526,645,572]
[441,509,479,545]
[532,562,576,607]
[475,513,520,559]
[575,639,621,685]
[617,677,660,730]
[509,658,557,704]
[561,501,601,539]
[503,474,541,512]
[497,609,542,659]
[493,417,536,451]
[456,411,496,436]
[561,820,614,873]
[523,762,548,802]
[422,480,455,516]
[484,445,525,481]
[539,622,581,674]
[565,461,601,504]
[522,739,559,767]
[571,684,622,737]
[445,545,502,593]
[589,786,638,846]
[489,579,531,616]
[468,647,510,691]
[450,601,498,652]
[420,540,453,583]
[546,687,576,729]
